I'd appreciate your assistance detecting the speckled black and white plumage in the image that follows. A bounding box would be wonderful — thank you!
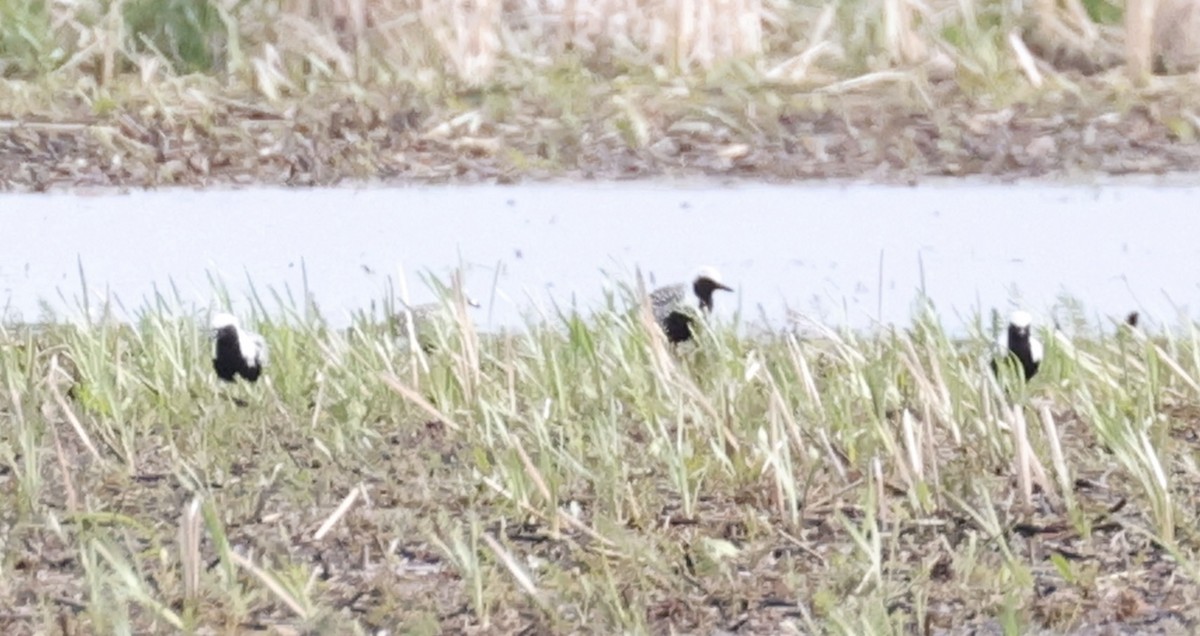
[991,310,1043,382]
[211,312,268,383]
[399,296,481,353]
[649,266,733,344]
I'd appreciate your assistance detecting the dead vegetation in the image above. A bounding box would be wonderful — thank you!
[2,0,1200,189]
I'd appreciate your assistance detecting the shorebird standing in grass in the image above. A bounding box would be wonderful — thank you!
[399,296,481,353]
[649,266,734,344]
[210,312,268,383]
[991,310,1043,382]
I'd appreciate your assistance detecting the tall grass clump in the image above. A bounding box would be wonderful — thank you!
[3,272,1200,631]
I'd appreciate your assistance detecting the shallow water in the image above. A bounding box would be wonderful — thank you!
[2,181,1199,334]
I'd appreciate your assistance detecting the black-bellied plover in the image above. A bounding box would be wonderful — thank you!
[210,312,267,383]
[649,266,733,344]
[398,296,481,353]
[991,310,1042,382]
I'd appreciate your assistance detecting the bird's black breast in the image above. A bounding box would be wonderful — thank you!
[213,355,240,382]
[239,363,262,382]
[213,330,260,383]
[661,311,695,344]
[993,340,1039,382]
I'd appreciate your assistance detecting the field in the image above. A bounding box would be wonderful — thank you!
[2,279,1200,634]
[3,0,1200,189]
[5,0,1200,633]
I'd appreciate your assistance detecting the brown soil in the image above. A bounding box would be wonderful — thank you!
[6,402,1200,635]
[3,75,1200,191]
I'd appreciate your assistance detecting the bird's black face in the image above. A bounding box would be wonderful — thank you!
[693,277,733,311]
[1008,321,1036,355]
[212,325,238,342]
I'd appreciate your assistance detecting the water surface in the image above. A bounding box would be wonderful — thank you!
[2,181,1198,334]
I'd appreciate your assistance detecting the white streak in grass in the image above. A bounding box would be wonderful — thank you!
[872,456,887,525]
[1008,30,1044,88]
[380,373,461,432]
[1011,408,1033,514]
[1038,405,1074,511]
[181,498,202,600]
[45,389,81,514]
[510,435,552,504]
[314,484,364,542]
[480,476,621,552]
[482,533,544,605]
[48,356,103,465]
[1150,341,1200,393]
[230,550,310,620]
[901,409,922,481]
[817,428,847,481]
[92,541,184,629]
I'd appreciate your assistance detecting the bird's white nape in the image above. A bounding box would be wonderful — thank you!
[1029,335,1044,363]
[245,332,269,366]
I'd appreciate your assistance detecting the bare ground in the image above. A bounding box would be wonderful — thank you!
[3,74,1200,191]
[5,401,1200,634]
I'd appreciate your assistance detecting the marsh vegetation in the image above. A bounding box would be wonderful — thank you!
[2,276,1199,633]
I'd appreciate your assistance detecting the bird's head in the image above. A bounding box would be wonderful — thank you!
[693,266,733,311]
[1008,310,1033,339]
[210,312,239,338]
[695,266,732,291]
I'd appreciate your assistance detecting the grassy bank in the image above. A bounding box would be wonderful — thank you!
[3,0,1200,188]
[1,279,1199,633]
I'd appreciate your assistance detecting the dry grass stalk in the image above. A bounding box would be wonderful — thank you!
[1025,0,1121,74]
[313,484,365,541]
[179,498,203,601]
[1127,0,1160,81]
[1010,407,1034,513]
[381,372,463,431]
[450,271,481,399]
[48,356,104,465]
[481,532,546,605]
[763,4,836,82]
[884,0,927,64]
[1037,405,1074,510]
[527,0,767,72]
[667,0,764,69]
[230,551,311,619]
[419,0,503,85]
[1154,0,1200,73]
[1009,29,1044,87]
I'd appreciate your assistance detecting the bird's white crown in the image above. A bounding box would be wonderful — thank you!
[211,312,239,330]
[695,265,725,285]
[1009,310,1033,329]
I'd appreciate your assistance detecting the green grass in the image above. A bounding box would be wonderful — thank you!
[2,277,1200,633]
